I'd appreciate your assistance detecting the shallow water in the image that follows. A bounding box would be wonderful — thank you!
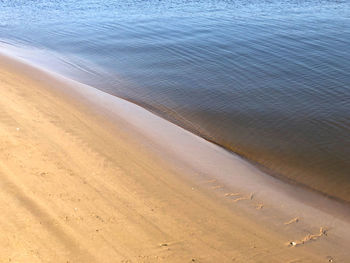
[1,0,349,201]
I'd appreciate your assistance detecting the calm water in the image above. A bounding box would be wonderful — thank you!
[1,0,350,201]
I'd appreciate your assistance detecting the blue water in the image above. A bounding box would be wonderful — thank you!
[1,0,350,201]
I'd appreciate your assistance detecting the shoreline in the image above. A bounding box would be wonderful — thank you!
[2,40,349,206]
[0,50,349,261]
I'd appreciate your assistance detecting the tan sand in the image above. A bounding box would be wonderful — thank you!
[0,51,349,262]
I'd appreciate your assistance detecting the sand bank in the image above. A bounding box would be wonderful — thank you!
[0,51,349,262]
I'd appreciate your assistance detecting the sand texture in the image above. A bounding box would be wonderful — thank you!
[0,53,349,262]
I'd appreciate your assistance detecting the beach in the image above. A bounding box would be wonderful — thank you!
[0,52,349,262]
[1,0,350,204]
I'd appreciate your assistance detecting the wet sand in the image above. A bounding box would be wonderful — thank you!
[0,51,349,262]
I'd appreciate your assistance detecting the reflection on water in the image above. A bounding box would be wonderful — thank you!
[0,0,349,201]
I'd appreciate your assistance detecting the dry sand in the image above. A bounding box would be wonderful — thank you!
[0,51,349,262]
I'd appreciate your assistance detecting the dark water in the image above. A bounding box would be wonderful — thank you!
[1,0,349,201]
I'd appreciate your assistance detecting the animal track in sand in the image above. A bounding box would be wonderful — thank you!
[232,193,254,203]
[284,217,299,225]
[255,203,264,209]
[224,193,240,197]
[288,227,327,247]
[202,179,217,184]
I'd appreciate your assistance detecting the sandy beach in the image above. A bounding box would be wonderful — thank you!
[0,52,349,262]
